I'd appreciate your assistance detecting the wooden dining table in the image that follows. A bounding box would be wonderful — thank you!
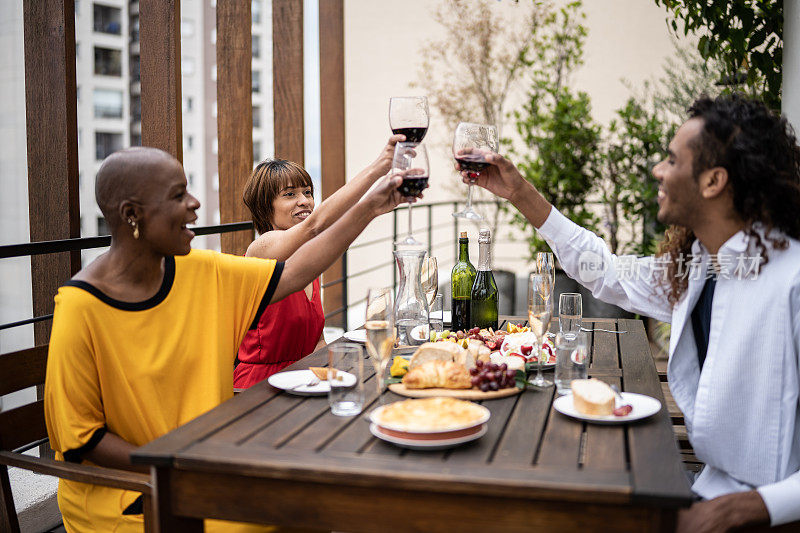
[132,317,692,532]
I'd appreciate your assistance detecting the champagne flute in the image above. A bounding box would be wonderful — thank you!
[389,96,429,144]
[365,287,395,400]
[534,252,555,291]
[420,256,438,307]
[452,122,498,220]
[533,252,555,337]
[392,142,430,246]
[528,272,554,388]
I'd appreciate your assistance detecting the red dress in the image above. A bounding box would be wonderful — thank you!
[234,277,324,388]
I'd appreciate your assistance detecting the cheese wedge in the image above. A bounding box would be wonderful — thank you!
[571,378,615,416]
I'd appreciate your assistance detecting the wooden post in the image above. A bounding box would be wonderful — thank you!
[23,0,80,345]
[217,1,255,254]
[273,0,304,164]
[319,0,346,327]
[139,0,183,161]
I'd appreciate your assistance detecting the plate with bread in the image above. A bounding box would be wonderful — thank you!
[268,367,355,396]
[369,397,490,450]
[553,378,661,424]
[387,341,523,400]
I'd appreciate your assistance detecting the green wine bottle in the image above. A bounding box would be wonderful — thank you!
[451,231,476,332]
[470,229,498,330]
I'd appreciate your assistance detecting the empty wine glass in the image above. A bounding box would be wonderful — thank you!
[528,272,554,389]
[558,293,582,339]
[393,142,430,246]
[365,287,395,401]
[452,122,498,220]
[389,96,429,144]
[420,256,438,307]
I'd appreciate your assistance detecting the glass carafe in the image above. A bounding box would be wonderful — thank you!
[393,249,429,346]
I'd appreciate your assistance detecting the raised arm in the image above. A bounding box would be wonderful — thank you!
[270,173,408,302]
[460,152,673,322]
[247,135,404,261]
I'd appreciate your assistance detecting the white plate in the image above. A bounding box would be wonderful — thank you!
[267,369,356,396]
[369,402,491,434]
[553,391,662,424]
[343,330,366,343]
[369,423,488,450]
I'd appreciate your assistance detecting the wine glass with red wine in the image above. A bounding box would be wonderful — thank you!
[392,142,430,246]
[389,96,429,144]
[452,122,498,220]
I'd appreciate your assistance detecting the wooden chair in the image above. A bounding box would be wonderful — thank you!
[0,345,154,532]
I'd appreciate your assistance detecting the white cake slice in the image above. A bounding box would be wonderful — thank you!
[571,378,615,416]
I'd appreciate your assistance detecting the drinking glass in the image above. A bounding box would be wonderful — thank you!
[452,122,498,220]
[389,96,429,144]
[534,252,555,292]
[392,142,430,246]
[528,272,554,389]
[559,293,582,339]
[554,331,588,395]
[365,287,395,400]
[420,255,438,307]
[328,343,365,416]
[429,294,444,333]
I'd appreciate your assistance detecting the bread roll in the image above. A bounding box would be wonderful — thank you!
[402,360,472,389]
[467,339,492,364]
[572,378,615,416]
[408,342,465,371]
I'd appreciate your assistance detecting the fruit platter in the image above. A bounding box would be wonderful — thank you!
[386,323,550,400]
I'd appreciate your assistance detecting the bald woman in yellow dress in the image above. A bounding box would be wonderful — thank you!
[44,147,411,532]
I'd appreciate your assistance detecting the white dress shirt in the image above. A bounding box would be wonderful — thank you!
[538,207,800,526]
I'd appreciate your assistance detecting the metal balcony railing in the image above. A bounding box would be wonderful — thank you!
[0,200,514,334]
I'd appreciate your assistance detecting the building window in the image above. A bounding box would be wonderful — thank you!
[185,135,194,150]
[252,105,261,129]
[181,18,195,37]
[95,131,123,160]
[93,4,122,35]
[252,34,260,59]
[130,55,140,82]
[131,95,141,121]
[93,89,124,118]
[252,0,261,24]
[187,173,194,186]
[97,216,110,236]
[183,96,194,113]
[94,47,122,76]
[252,70,260,93]
[131,134,141,146]
[253,140,261,163]
[76,85,81,102]
[130,15,139,43]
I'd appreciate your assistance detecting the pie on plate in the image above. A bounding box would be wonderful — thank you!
[370,397,490,435]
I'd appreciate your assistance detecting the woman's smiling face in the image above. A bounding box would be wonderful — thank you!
[270,184,315,230]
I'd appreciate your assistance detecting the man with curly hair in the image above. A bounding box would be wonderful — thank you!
[461,95,800,531]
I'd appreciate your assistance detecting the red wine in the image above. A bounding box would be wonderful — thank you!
[455,154,489,173]
[452,297,471,332]
[398,176,428,196]
[392,127,428,143]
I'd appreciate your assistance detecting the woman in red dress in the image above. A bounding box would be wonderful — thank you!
[234,134,406,387]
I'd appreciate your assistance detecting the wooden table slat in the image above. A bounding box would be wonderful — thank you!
[618,318,691,505]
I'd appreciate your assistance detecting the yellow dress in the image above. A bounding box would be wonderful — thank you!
[44,249,283,532]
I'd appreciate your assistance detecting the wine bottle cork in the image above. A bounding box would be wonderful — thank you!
[460,231,467,238]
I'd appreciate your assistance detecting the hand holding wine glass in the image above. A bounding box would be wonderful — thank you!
[528,272,554,389]
[452,122,499,220]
